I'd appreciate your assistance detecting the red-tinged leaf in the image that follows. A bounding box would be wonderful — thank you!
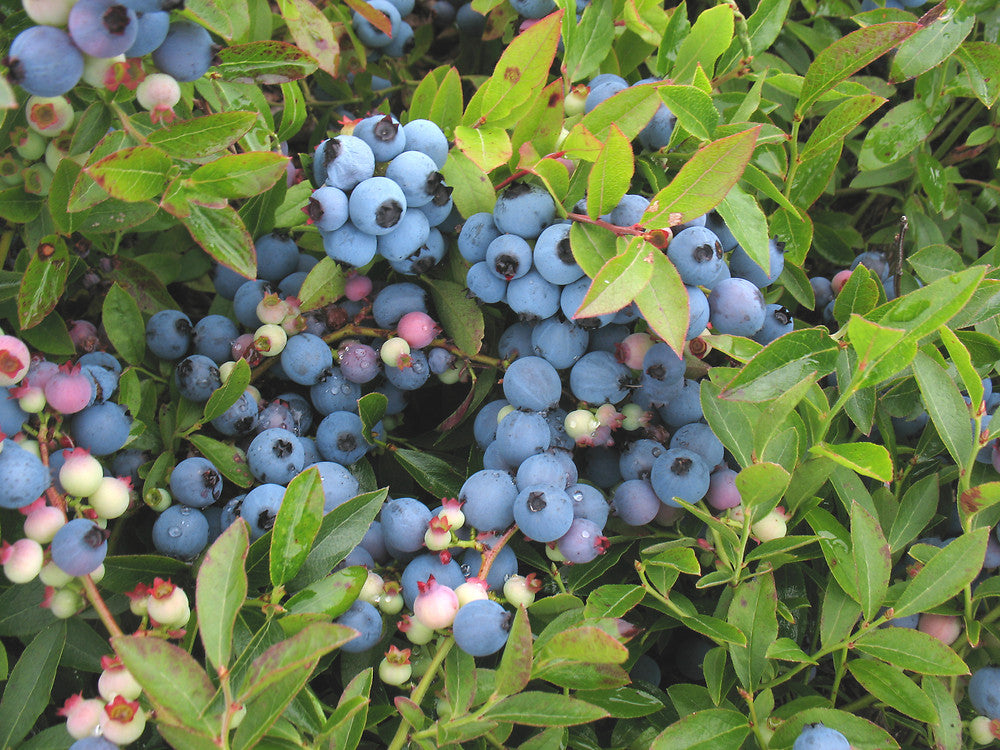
[182,203,256,279]
[187,152,289,199]
[342,0,392,35]
[634,250,688,357]
[277,0,340,78]
[800,94,887,161]
[467,11,564,127]
[494,605,533,697]
[197,520,249,671]
[576,238,653,318]
[215,41,319,84]
[642,126,761,228]
[86,146,172,203]
[453,125,513,173]
[146,112,259,159]
[797,22,919,115]
[587,124,634,217]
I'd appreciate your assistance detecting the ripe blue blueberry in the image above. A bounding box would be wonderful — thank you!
[68,0,138,58]
[533,222,584,285]
[279,333,333,386]
[667,226,725,287]
[170,456,222,508]
[7,26,85,97]
[239,483,285,540]
[792,723,850,750]
[254,233,299,283]
[493,182,556,239]
[612,479,661,525]
[175,354,221,402]
[753,304,794,346]
[503,355,562,411]
[729,240,786,288]
[707,277,767,337]
[507,270,561,321]
[402,119,450,168]
[309,461,360,512]
[466,262,507,304]
[458,212,501,263]
[247,428,304,485]
[570,351,630,404]
[52,518,108,575]
[152,504,209,559]
[336,600,383,652]
[353,113,407,162]
[351,0,403,49]
[458,469,518,532]
[514,485,574,542]
[315,411,369,465]
[70,402,132,456]
[146,309,192,360]
[313,135,376,191]
[650,447,710,506]
[151,20,215,82]
[494,410,551,466]
[386,150,442,207]
[486,234,533,281]
[349,176,407,235]
[372,282,428,328]
[970,667,1000,719]
[381,497,432,553]
[557,517,607,563]
[0,438,51,509]
[453,599,511,656]
[124,9,170,56]
[211,388,259,436]
[192,315,239,365]
[310,367,362,414]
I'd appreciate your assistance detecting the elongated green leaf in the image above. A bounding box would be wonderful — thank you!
[847,659,938,723]
[440,150,495,216]
[721,328,837,401]
[189,434,255,488]
[800,94,886,161]
[956,41,1000,108]
[233,660,319,750]
[453,125,513,173]
[277,0,337,77]
[426,278,484,356]
[565,86,663,157]
[768,707,898,750]
[537,626,629,665]
[297,256,345,312]
[197,518,249,670]
[270,467,325,587]
[577,238,652,318]
[102,282,145,365]
[147,112,259,159]
[203,358,252,423]
[215,40,317,83]
[811,442,892,483]
[564,0,614,82]
[634,250,689,357]
[854,627,968,676]
[87,146,171,202]
[849,501,890,621]
[716,184,769,277]
[569,222,617,278]
[283,567,366,620]
[393,448,464,498]
[912,350,973,468]
[643,127,761,227]
[484,692,608,726]
[797,22,919,115]
[113,634,216,730]
[188,152,289,199]
[0,621,65,749]
[316,668,372,749]
[858,99,933,171]
[659,85,718,141]
[717,0,791,72]
[671,4,734,83]
[650,708,750,750]
[495,605,533,697]
[409,66,464,135]
[891,527,988,619]
[891,5,974,81]
[584,585,645,619]
[18,238,69,329]
[868,265,985,342]
[588,124,634,218]
[182,203,257,279]
[726,572,776,691]
[924,676,963,750]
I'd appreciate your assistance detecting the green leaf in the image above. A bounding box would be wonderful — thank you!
[576,686,663,718]
[197,518,249,671]
[924,676,963,750]
[86,145,171,202]
[715,184,769,278]
[18,237,69,329]
[845,315,912,388]
[670,4,735,84]
[810,442,892,484]
[768,707,898,750]
[891,5,974,81]
[587,124,634,218]
[911,350,973,468]
[0,621,65,749]
[182,203,257,279]
[393,448,465,498]
[537,626,629,665]
[871,265,985,342]
[188,152,289,199]
[735,461,790,522]
[849,501,891,621]
[847,659,938,723]
[112,634,216,730]
[858,99,933,171]
[956,42,1000,108]
[203,358,252,423]
[296,256,345,312]
[270,467,326,587]
[564,87,663,158]
[147,112,259,159]
[821,578,862,650]
[564,0,615,82]
[569,222,617,278]
[717,0,791,72]
[0,186,42,223]
[650,708,750,750]
[658,85,718,141]
[797,22,918,115]
[189,434,255,488]
[187,0,249,39]
[316,669,372,750]
[440,151,495,216]
[156,722,219,750]
[101,282,145,365]
[408,66,464,135]
[766,637,816,663]
[833,265,880,326]
[484,692,608,726]
[726,571,777,691]
[495,605,533,697]
[890,527,988,620]
[807,508,859,603]
[888,474,938,553]
[358,392,388,443]
[426,278,484,356]
[584,585,645,619]
[290,488,387,589]
[215,40,317,83]
[799,94,887,162]
[284,567,366,621]
[277,0,336,77]
[720,328,837,401]
[467,11,564,128]
[907,244,965,284]
[642,126,761,227]
[634,250,689,357]
[453,125,513,173]
[445,645,477,715]
[854,627,968,676]
[576,238,652,319]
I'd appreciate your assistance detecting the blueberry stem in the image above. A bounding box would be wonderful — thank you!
[82,574,124,639]
[387,636,454,750]
[477,523,518,581]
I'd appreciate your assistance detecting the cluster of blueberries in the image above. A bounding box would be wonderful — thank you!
[308,113,457,275]
[8,0,216,99]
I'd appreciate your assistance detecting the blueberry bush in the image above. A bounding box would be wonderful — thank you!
[1,0,1000,748]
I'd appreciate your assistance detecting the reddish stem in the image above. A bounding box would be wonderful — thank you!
[566,212,650,237]
[82,575,124,640]
[493,152,568,192]
[477,523,519,581]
